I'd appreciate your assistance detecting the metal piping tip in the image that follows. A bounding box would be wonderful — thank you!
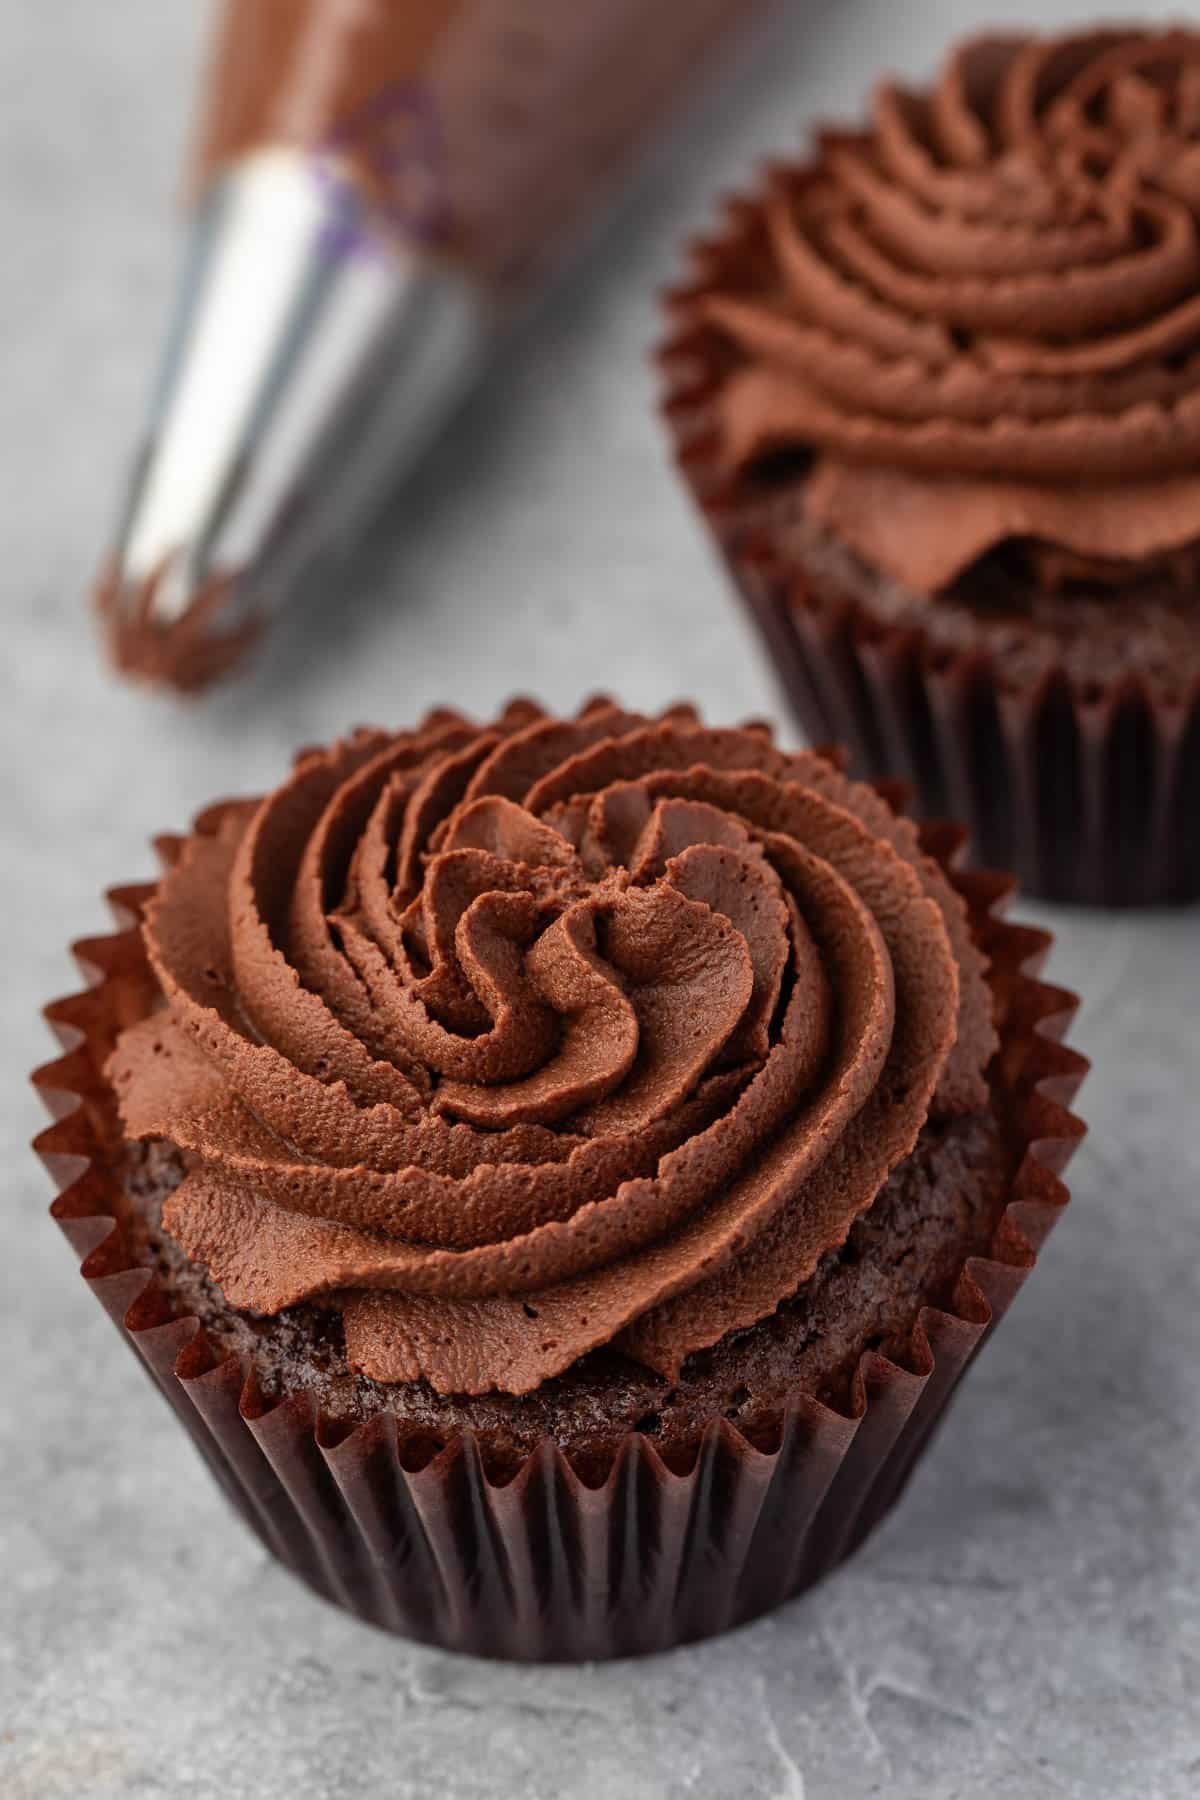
[99,147,488,691]
[95,559,260,693]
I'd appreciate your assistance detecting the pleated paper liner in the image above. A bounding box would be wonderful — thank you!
[33,840,1086,1663]
[658,187,1200,907]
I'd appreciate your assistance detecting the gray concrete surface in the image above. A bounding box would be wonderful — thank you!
[3,2,1199,1795]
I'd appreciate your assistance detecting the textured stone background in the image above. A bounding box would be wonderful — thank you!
[4,2,1199,1796]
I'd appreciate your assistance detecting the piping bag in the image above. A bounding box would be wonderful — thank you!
[98,0,776,690]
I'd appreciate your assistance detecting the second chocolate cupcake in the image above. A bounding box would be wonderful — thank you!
[662,27,1200,904]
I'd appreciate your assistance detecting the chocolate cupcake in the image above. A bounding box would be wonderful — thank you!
[661,28,1200,904]
[34,700,1085,1660]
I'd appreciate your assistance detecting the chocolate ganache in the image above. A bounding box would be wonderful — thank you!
[704,30,1200,593]
[107,701,996,1397]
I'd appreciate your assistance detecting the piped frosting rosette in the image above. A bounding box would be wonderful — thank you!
[107,700,997,1396]
[702,29,1200,592]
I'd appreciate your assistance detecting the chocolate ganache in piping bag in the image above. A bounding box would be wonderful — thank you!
[98,0,775,689]
[106,700,997,1397]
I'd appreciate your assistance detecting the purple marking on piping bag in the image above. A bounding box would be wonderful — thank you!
[313,81,450,261]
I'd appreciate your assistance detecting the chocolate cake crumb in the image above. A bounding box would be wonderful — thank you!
[118,1101,1013,1484]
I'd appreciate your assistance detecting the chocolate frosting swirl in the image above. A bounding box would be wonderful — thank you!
[705,30,1200,592]
[108,701,996,1397]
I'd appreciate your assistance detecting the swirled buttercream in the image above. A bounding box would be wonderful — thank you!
[108,700,996,1395]
[703,30,1200,592]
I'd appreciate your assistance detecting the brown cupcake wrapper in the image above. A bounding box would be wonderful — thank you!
[33,865,1086,1662]
[658,199,1200,907]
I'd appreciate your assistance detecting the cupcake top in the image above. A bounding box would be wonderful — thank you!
[701,29,1200,593]
[108,700,996,1397]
